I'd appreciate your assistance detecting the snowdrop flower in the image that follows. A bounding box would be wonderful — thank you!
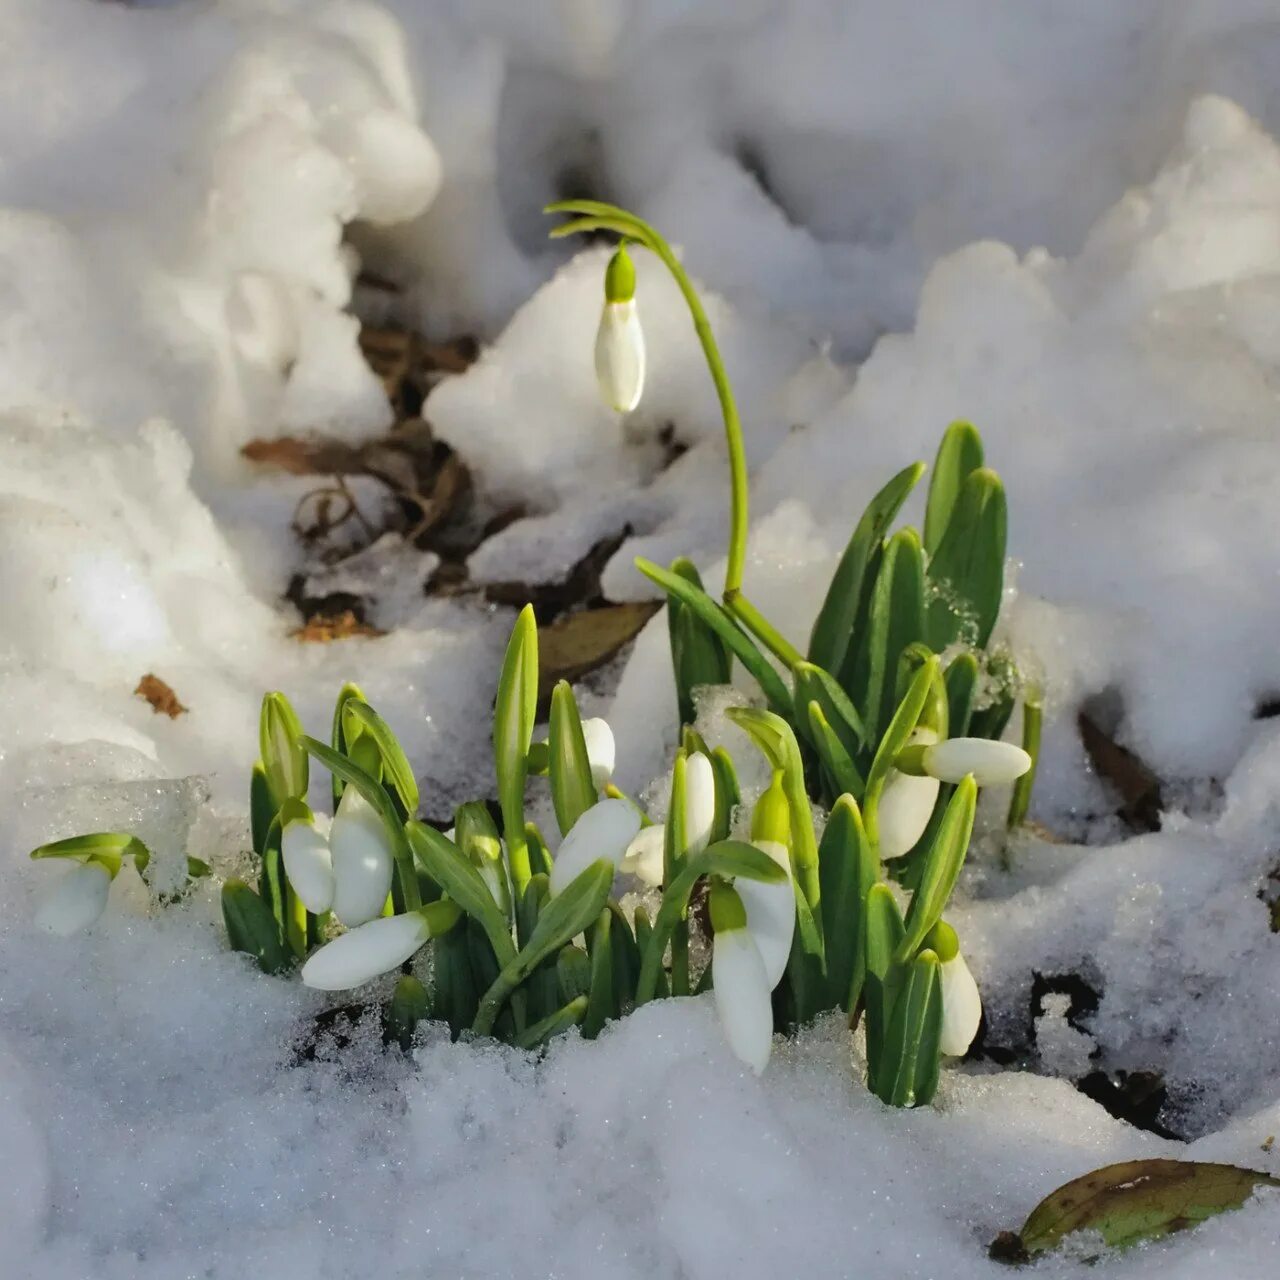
[329,785,396,926]
[301,902,459,991]
[736,772,796,989]
[618,750,717,886]
[549,798,641,896]
[931,921,982,1057]
[922,737,1032,786]
[710,884,774,1075]
[594,245,645,413]
[280,805,334,914]
[877,727,941,859]
[580,717,616,789]
[34,862,112,937]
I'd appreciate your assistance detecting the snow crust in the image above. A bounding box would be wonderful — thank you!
[3,1,1280,1277]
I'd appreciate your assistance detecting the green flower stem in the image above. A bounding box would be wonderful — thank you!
[547,201,750,597]
[724,592,806,669]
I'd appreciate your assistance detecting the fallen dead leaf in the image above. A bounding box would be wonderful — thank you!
[538,602,660,701]
[135,673,188,719]
[290,610,385,643]
[1077,710,1164,833]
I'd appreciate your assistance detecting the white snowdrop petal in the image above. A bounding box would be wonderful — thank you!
[300,913,430,991]
[712,929,774,1075]
[281,820,335,914]
[581,717,616,789]
[877,728,940,859]
[619,824,666,887]
[594,300,645,413]
[924,738,1032,785]
[34,863,111,937]
[549,798,641,896]
[683,751,717,857]
[939,952,983,1056]
[736,841,795,989]
[329,786,396,926]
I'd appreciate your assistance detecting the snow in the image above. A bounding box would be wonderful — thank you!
[2,0,1280,1276]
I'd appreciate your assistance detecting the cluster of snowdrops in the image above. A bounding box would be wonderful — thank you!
[30,203,1039,1105]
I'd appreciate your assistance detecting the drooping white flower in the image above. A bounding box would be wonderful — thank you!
[734,839,795,989]
[619,823,665,887]
[877,727,940,860]
[329,786,395,926]
[710,885,774,1075]
[683,751,717,856]
[580,717,616,789]
[923,738,1032,786]
[548,798,641,896]
[594,245,645,414]
[281,810,335,914]
[34,862,112,937]
[301,911,432,991]
[939,950,983,1056]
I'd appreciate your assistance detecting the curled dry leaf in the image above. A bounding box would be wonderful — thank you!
[290,610,385,643]
[135,673,187,719]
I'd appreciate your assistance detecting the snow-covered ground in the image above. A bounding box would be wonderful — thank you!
[3,1,1280,1275]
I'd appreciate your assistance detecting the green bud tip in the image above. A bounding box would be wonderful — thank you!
[709,882,748,934]
[924,919,960,963]
[751,770,791,845]
[604,245,636,304]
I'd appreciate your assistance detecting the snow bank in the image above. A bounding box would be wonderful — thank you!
[3,1,1280,1277]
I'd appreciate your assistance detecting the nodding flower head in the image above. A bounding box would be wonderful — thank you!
[594,246,645,413]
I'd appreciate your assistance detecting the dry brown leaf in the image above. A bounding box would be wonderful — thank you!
[135,673,188,719]
[1077,711,1164,833]
[538,602,660,699]
[290,611,385,643]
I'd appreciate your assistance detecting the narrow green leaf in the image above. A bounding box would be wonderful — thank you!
[859,527,927,743]
[514,996,589,1051]
[549,681,597,836]
[433,923,480,1038]
[794,661,867,757]
[636,558,792,715]
[668,557,731,726]
[863,883,906,1092]
[557,943,593,1005]
[495,605,539,892]
[808,702,866,803]
[809,461,926,674]
[581,910,615,1039]
[944,652,980,738]
[472,859,614,1035]
[221,880,292,975]
[342,700,420,817]
[884,949,941,1107]
[817,795,878,1013]
[708,746,741,844]
[897,777,977,963]
[924,421,984,555]
[926,466,1007,650]
[250,763,274,858]
[1008,686,1043,829]
[406,821,515,967]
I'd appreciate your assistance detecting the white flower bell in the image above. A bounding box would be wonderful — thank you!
[329,785,396,926]
[548,798,641,896]
[580,717,616,789]
[617,749,718,888]
[594,246,645,413]
[932,921,982,1057]
[877,727,940,859]
[34,862,112,937]
[619,823,665,887]
[734,772,796,989]
[281,806,335,915]
[923,738,1032,786]
[302,908,443,991]
[709,884,774,1075]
